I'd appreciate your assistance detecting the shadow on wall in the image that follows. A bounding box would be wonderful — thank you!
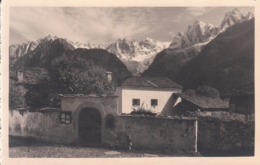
[160,94,181,116]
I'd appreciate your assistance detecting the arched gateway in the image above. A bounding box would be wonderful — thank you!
[60,95,119,144]
[78,108,101,145]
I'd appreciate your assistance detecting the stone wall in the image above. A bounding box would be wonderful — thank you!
[10,107,253,155]
[103,115,197,153]
[198,117,254,155]
[9,110,74,143]
[9,96,119,144]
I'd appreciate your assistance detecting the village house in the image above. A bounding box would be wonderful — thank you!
[9,72,253,153]
[115,76,182,114]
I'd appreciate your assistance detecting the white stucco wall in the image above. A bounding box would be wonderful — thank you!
[118,87,181,114]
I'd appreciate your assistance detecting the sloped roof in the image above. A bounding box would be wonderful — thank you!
[122,76,182,89]
[59,94,118,98]
[177,93,228,109]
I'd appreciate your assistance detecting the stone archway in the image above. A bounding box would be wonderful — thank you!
[78,107,102,145]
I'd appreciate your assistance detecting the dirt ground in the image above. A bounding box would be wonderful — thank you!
[9,136,197,158]
[10,145,159,158]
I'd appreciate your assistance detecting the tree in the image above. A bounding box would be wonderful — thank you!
[9,80,27,108]
[24,83,51,109]
[51,55,115,95]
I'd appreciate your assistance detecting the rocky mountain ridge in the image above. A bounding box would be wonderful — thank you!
[106,37,170,75]
[143,8,254,79]
[10,36,169,75]
[9,8,254,77]
[169,8,254,50]
[176,19,254,94]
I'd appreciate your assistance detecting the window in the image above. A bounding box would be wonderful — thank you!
[151,99,158,107]
[132,99,140,106]
[60,112,72,124]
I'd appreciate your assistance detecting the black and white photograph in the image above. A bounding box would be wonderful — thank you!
[2,1,258,163]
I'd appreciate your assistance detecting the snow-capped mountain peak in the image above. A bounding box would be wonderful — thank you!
[106,37,170,75]
[139,37,158,50]
[219,8,245,32]
[245,11,254,21]
[69,41,104,49]
[192,20,206,27]
[9,41,38,59]
[169,8,254,50]
[141,37,155,43]
[169,20,218,49]
[106,37,169,61]
[9,35,105,60]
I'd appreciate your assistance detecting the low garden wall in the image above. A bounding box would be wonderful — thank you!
[103,115,197,153]
[198,116,254,155]
[10,109,254,155]
[9,109,74,143]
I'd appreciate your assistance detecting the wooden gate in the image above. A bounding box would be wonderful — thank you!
[78,108,101,145]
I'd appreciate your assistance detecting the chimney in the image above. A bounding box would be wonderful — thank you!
[106,71,112,83]
[17,69,24,83]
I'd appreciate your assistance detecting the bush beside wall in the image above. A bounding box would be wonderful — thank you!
[198,116,254,156]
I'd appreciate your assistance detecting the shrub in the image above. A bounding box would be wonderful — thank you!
[24,83,52,109]
[9,81,27,108]
[130,103,157,116]
[196,85,220,98]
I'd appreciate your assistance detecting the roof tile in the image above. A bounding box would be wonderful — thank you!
[122,76,182,89]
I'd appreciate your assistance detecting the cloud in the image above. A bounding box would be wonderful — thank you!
[171,7,214,23]
[186,7,213,17]
[168,31,175,38]
[10,7,253,45]
[10,7,155,45]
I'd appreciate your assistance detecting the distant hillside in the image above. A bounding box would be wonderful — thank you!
[12,38,131,84]
[142,44,203,79]
[143,8,254,80]
[176,19,254,94]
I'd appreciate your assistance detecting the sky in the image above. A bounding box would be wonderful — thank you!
[10,7,254,45]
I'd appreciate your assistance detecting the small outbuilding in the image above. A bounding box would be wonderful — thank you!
[162,92,229,116]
